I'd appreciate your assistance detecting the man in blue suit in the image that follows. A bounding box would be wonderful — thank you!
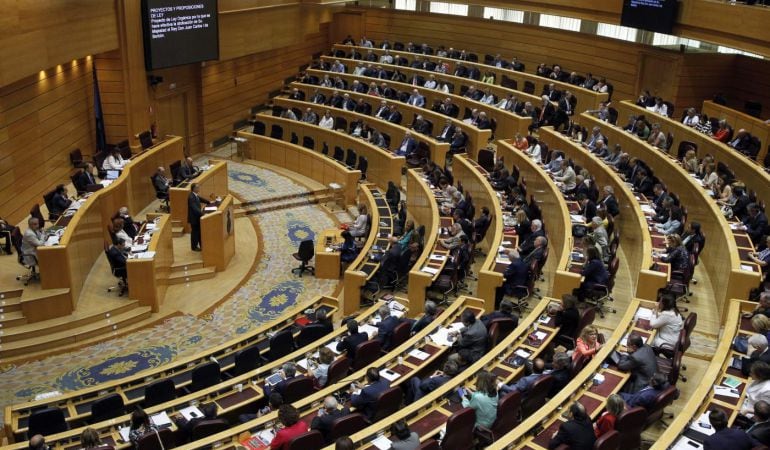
[351,368,391,421]
[336,319,368,360]
[495,250,530,308]
[703,408,754,450]
[406,360,459,404]
[376,305,402,351]
[395,132,416,157]
[263,362,308,398]
[620,372,667,409]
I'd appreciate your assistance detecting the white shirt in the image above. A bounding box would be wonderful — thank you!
[480,94,495,105]
[743,380,770,416]
[379,55,393,64]
[682,115,700,127]
[103,154,128,170]
[648,104,669,117]
[528,144,541,162]
[423,80,437,89]
[649,310,683,349]
[318,116,334,130]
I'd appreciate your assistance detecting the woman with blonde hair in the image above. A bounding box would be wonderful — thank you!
[573,325,602,362]
[348,204,368,237]
[682,149,698,173]
[513,133,529,151]
[752,314,770,343]
[594,394,625,437]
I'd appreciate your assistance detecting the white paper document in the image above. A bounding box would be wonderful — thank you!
[421,266,440,275]
[325,342,342,354]
[635,307,654,321]
[255,429,275,446]
[179,406,204,421]
[741,264,755,272]
[204,206,217,212]
[688,411,715,436]
[671,436,702,450]
[151,411,172,427]
[430,254,446,261]
[371,435,393,450]
[360,324,379,339]
[570,214,585,223]
[408,349,430,360]
[379,368,401,382]
[713,385,740,398]
[118,426,131,443]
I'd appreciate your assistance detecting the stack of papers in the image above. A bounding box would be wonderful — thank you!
[134,251,156,259]
[204,206,217,212]
[179,406,204,421]
[254,429,275,446]
[570,214,585,223]
[371,435,393,450]
[421,266,440,275]
[360,324,379,339]
[713,385,740,398]
[688,411,715,436]
[44,236,60,247]
[640,204,656,214]
[515,349,531,359]
[429,322,465,347]
[408,349,430,360]
[151,411,172,427]
[325,342,342,354]
[131,244,148,253]
[741,264,755,272]
[635,307,654,321]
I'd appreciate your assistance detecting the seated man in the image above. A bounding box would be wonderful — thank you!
[618,333,658,393]
[703,408,754,450]
[406,360,459,404]
[748,400,770,446]
[439,223,466,250]
[620,372,668,409]
[310,396,350,444]
[495,251,530,307]
[548,402,596,450]
[480,299,519,328]
[350,367,391,421]
[20,217,45,268]
[395,132,416,157]
[410,300,438,334]
[449,129,468,154]
[500,358,545,395]
[49,184,72,219]
[153,166,171,195]
[741,334,770,377]
[548,352,573,397]
[448,310,488,364]
[264,362,306,398]
[179,157,200,181]
[376,305,402,351]
[116,206,140,240]
[106,238,129,284]
[336,319,368,360]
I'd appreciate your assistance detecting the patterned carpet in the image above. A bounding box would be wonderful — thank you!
[0,158,338,418]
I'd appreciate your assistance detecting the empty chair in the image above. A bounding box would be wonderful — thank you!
[252,121,266,135]
[389,321,411,349]
[27,407,68,437]
[287,430,324,450]
[143,378,177,407]
[345,149,357,168]
[295,323,331,348]
[487,317,517,348]
[523,81,535,94]
[441,407,476,450]
[69,148,88,168]
[302,136,314,150]
[190,419,228,440]
[232,344,261,376]
[351,339,381,371]
[186,361,221,393]
[329,413,368,442]
[138,131,153,149]
[281,377,315,404]
[521,374,553,418]
[270,125,284,139]
[370,387,403,422]
[292,239,315,277]
[91,393,125,423]
[326,356,351,386]
[137,427,174,450]
[357,156,368,180]
[594,429,620,450]
[615,406,647,450]
[333,146,345,162]
[290,132,299,145]
[477,148,495,172]
[265,329,296,362]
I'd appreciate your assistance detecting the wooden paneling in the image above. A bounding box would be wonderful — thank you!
[0,0,118,87]
[200,22,331,149]
[94,50,127,145]
[673,53,735,112]
[730,56,770,120]
[0,58,95,225]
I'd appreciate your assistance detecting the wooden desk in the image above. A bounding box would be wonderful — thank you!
[273,96,450,165]
[126,215,173,312]
[406,169,443,316]
[35,137,184,320]
[238,114,405,193]
[315,228,342,279]
[169,161,229,233]
[650,298,746,450]
[305,67,531,155]
[200,194,236,271]
[702,100,770,163]
[536,127,666,300]
[578,113,758,319]
[237,130,361,206]
[342,186,393,316]
[332,43,610,113]
[289,82,492,157]
[491,142,582,301]
[614,100,770,211]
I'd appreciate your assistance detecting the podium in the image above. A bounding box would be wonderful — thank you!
[201,194,236,271]
[126,215,173,312]
[169,160,229,233]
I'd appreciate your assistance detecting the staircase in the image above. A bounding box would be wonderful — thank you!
[168,260,216,285]
[235,188,335,217]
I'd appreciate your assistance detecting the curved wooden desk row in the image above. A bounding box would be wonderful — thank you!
[3,297,375,449]
[34,137,184,318]
[343,185,394,317]
[490,298,653,449]
[173,296,486,450]
[241,115,404,193]
[333,43,609,113]
[287,81,492,157]
[651,298,746,450]
[486,142,580,302]
[406,168,452,315]
[3,296,340,443]
[701,100,770,165]
[169,161,229,234]
[316,298,559,450]
[235,130,360,206]
[536,127,667,301]
[305,67,531,157]
[273,96,450,166]
[578,113,758,321]
[614,100,770,210]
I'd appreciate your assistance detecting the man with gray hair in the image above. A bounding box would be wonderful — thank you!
[517,219,545,258]
[411,300,438,334]
[310,396,350,444]
[264,362,305,398]
[582,126,606,151]
[439,222,466,250]
[549,352,573,397]
[742,334,770,377]
[745,292,770,319]
[377,304,402,351]
[599,185,620,217]
[406,360,460,403]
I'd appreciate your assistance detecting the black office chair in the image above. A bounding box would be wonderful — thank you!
[252,121,266,135]
[185,361,221,393]
[292,240,315,277]
[12,227,39,285]
[264,329,296,362]
[138,131,153,150]
[90,393,125,423]
[143,378,177,407]
[105,244,128,296]
[357,156,368,180]
[28,407,68,437]
[232,344,261,376]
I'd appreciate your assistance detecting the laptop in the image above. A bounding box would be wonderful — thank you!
[106,170,120,180]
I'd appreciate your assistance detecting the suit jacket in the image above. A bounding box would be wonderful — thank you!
[407,95,425,107]
[502,258,529,298]
[548,368,572,397]
[580,201,597,220]
[106,246,127,270]
[450,133,467,150]
[742,349,770,377]
[749,420,770,446]
[179,163,198,180]
[519,229,545,256]
[621,385,662,409]
[453,320,488,363]
[396,137,417,156]
[351,379,391,421]
[377,316,401,351]
[153,174,170,194]
[480,311,519,329]
[310,407,350,443]
[704,427,754,450]
[50,192,71,217]
[387,111,403,124]
[600,195,620,217]
[437,124,455,141]
[618,345,658,393]
[548,418,596,450]
[336,331,368,359]
[187,192,210,226]
[77,170,97,190]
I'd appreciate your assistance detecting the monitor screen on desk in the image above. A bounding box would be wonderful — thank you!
[620,0,679,34]
[141,0,219,70]
[106,170,120,180]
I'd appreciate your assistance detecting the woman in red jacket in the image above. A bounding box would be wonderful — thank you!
[594,394,625,437]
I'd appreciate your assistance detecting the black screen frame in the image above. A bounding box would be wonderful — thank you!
[620,0,680,34]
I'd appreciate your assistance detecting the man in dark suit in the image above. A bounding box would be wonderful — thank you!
[599,185,620,217]
[263,362,306,398]
[618,333,658,393]
[310,396,350,444]
[341,93,356,111]
[179,157,200,180]
[543,83,562,102]
[76,163,98,190]
[448,129,467,154]
[536,95,555,128]
[620,372,668,408]
[548,402,596,450]
[117,207,139,240]
[742,334,770,376]
[289,88,305,101]
[743,203,769,246]
[748,400,770,446]
[376,305,402,351]
[410,300,438,334]
[495,251,530,307]
[386,105,402,124]
[310,89,326,104]
[350,368,391,421]
[188,183,210,251]
[49,184,72,218]
[480,299,518,329]
[153,166,171,196]
[395,132,416,157]
[406,360,459,404]
[448,310,488,364]
[436,119,455,142]
[577,194,597,221]
[548,352,572,397]
[703,409,754,450]
[336,319,368,360]
[106,238,128,283]
[517,220,545,258]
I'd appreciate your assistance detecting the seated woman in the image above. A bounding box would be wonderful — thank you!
[655,206,683,236]
[577,247,609,300]
[310,347,334,388]
[594,394,625,438]
[348,204,368,238]
[660,234,690,273]
[573,325,602,362]
[681,222,705,255]
[128,408,158,449]
[461,371,499,429]
[649,293,684,351]
[339,231,359,265]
